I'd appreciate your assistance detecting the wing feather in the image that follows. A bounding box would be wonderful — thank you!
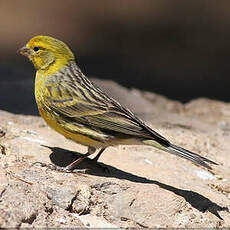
[41,69,169,146]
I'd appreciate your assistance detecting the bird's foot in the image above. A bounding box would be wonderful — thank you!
[32,161,88,173]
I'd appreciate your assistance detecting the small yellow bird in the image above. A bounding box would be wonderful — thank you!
[19,35,217,172]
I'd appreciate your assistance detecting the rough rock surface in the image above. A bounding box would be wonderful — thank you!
[0,80,230,228]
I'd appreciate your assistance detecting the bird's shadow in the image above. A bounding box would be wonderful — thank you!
[42,145,229,220]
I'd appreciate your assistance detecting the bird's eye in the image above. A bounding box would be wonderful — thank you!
[33,46,40,52]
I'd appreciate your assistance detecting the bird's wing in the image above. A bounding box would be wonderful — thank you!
[42,75,169,145]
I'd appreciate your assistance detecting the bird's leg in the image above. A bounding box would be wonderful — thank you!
[92,148,110,173]
[92,148,106,162]
[63,146,96,171]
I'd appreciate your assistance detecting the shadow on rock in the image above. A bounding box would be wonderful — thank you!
[44,145,229,220]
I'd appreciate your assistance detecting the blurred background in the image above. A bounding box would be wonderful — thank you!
[1,0,230,115]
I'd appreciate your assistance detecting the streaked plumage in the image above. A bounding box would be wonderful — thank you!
[19,35,217,171]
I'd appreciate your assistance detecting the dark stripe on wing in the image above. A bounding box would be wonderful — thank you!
[46,62,171,147]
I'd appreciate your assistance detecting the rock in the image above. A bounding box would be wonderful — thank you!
[0,81,230,228]
[74,213,118,228]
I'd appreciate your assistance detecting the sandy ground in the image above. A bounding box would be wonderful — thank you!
[0,80,230,228]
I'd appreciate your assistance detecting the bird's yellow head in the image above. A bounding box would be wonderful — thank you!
[18,35,75,73]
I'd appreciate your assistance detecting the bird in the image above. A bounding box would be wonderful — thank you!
[18,35,217,172]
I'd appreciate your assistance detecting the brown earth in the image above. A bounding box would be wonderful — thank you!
[0,80,230,228]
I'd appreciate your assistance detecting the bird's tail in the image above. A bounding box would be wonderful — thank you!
[143,139,217,169]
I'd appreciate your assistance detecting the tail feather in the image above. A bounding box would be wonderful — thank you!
[166,143,217,169]
[143,139,217,169]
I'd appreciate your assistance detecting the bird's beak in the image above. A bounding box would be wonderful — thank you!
[18,46,30,57]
